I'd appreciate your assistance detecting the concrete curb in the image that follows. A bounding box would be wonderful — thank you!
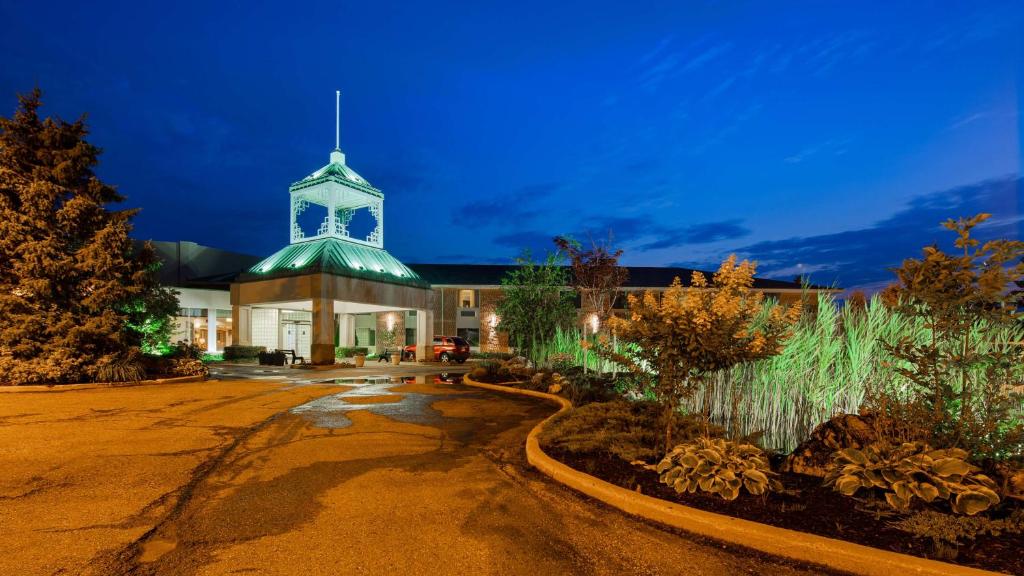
[0,375,207,393]
[461,374,1004,576]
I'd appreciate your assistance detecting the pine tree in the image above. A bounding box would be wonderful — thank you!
[0,89,177,384]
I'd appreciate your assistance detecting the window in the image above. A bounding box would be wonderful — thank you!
[356,328,375,347]
[405,328,416,345]
[459,310,476,317]
[457,328,480,347]
[459,289,477,308]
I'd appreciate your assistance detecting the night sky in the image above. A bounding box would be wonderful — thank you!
[1,1,1020,291]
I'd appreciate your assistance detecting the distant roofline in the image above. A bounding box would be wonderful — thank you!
[143,240,840,292]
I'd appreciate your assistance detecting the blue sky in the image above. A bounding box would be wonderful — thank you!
[1,1,1020,290]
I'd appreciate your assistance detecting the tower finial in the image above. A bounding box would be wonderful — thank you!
[331,91,345,164]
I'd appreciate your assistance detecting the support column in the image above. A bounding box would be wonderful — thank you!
[311,297,335,365]
[236,305,252,345]
[415,309,434,362]
[206,308,217,353]
[339,313,355,347]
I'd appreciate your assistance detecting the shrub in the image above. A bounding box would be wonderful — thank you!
[95,358,146,383]
[335,346,369,358]
[470,351,514,361]
[200,353,223,363]
[540,400,710,463]
[257,351,287,366]
[657,437,782,500]
[223,345,265,360]
[825,441,1001,515]
[170,358,209,378]
[890,508,1024,546]
[608,256,799,449]
[872,214,1024,461]
[547,352,575,372]
[168,341,204,360]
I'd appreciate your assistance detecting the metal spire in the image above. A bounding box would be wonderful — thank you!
[335,90,340,150]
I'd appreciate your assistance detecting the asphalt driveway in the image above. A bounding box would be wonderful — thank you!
[0,374,826,575]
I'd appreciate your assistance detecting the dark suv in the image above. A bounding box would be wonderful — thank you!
[403,336,471,363]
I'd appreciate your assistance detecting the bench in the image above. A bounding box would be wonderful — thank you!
[276,349,305,365]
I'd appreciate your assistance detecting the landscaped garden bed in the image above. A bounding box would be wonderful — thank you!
[542,443,1023,574]
[479,219,1024,575]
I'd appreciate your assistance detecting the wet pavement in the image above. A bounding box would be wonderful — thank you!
[0,374,829,576]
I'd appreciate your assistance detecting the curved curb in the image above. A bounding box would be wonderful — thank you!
[461,374,1003,576]
[0,375,207,393]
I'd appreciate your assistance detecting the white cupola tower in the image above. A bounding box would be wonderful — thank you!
[288,91,384,248]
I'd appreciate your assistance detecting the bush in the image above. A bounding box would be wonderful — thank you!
[559,368,620,405]
[657,437,782,500]
[223,345,265,360]
[540,400,711,463]
[825,441,1001,515]
[167,341,204,360]
[335,346,369,358]
[170,358,209,378]
[200,353,223,363]
[890,508,1024,546]
[95,358,146,383]
[470,351,514,361]
[258,351,287,366]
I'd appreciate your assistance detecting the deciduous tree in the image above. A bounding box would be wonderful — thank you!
[496,250,576,364]
[608,256,800,449]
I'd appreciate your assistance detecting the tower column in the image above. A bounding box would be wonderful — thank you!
[415,309,434,362]
[311,296,335,365]
[338,313,355,347]
[232,305,252,346]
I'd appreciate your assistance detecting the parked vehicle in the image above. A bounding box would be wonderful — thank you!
[403,336,471,363]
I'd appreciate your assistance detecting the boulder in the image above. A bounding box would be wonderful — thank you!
[783,412,878,477]
[995,462,1024,501]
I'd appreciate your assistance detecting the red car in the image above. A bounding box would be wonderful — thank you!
[403,336,471,363]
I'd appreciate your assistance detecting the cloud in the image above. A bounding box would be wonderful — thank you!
[733,176,1022,290]
[683,42,733,72]
[638,40,732,92]
[640,219,750,250]
[783,137,853,164]
[492,231,561,257]
[450,182,555,225]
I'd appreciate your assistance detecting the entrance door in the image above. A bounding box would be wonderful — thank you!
[296,324,311,359]
[282,323,297,351]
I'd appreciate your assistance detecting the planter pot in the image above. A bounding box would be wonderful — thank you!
[391,355,401,366]
[354,355,366,367]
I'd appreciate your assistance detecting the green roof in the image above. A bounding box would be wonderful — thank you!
[289,159,382,198]
[241,237,429,288]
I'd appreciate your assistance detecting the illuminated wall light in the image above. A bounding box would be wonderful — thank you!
[589,313,600,334]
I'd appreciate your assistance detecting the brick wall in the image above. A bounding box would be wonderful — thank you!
[375,311,405,351]
[429,288,459,337]
[479,288,508,352]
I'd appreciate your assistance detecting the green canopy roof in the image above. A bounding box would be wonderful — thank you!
[241,237,429,288]
[289,158,382,198]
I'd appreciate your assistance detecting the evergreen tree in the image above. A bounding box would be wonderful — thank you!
[0,89,177,384]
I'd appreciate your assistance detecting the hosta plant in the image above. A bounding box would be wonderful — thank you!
[656,437,782,501]
[825,441,1001,515]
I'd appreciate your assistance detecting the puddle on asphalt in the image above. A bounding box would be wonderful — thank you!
[289,374,475,429]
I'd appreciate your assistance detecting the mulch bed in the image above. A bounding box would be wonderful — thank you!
[544,447,1024,575]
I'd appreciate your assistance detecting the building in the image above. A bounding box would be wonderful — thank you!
[156,101,835,361]
[158,241,829,359]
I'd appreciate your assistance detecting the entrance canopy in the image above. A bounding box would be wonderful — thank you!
[231,237,434,364]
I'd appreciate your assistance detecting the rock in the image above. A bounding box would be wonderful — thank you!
[995,463,1024,501]
[783,413,878,477]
